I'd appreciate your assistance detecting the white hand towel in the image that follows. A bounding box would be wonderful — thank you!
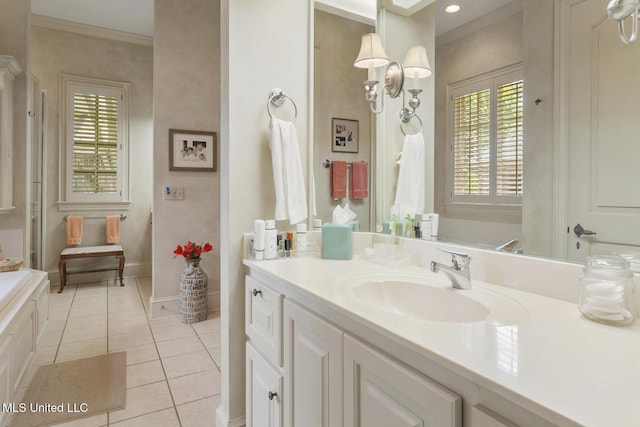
[269,117,308,224]
[394,132,425,218]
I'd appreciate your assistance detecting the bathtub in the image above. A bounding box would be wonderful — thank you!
[0,269,32,313]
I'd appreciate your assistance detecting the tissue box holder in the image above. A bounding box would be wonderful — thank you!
[321,224,353,260]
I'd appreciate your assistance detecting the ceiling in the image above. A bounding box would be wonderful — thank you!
[30,0,515,40]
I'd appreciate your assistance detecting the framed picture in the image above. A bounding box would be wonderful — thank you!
[169,129,217,171]
[332,118,359,153]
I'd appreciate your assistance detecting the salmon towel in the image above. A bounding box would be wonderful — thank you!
[106,215,121,244]
[349,161,368,199]
[66,216,83,245]
[331,161,347,199]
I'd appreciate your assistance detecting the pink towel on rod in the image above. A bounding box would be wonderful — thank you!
[331,161,347,199]
[350,161,368,199]
[106,215,121,244]
[66,216,83,245]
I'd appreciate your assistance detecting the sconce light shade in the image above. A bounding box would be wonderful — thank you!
[354,33,390,68]
[403,46,432,79]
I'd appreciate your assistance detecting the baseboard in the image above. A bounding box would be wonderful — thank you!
[216,406,246,427]
[150,291,220,319]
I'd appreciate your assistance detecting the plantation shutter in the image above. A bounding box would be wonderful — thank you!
[72,92,119,194]
[453,88,491,195]
[496,80,523,196]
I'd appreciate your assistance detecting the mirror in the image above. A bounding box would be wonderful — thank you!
[314,0,640,263]
[313,6,376,231]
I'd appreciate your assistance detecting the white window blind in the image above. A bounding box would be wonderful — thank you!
[447,66,523,207]
[59,75,131,210]
[72,92,119,193]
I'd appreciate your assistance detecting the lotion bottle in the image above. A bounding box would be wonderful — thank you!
[264,220,278,260]
[253,219,265,260]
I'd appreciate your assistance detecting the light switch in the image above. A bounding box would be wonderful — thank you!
[163,186,184,200]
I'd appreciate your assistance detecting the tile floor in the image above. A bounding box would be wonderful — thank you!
[19,276,221,427]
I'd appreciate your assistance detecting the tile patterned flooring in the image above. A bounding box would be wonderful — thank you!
[20,276,221,426]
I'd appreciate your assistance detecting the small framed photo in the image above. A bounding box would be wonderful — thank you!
[332,118,359,153]
[169,129,217,171]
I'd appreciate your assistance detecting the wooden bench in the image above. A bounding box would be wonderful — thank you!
[58,245,125,293]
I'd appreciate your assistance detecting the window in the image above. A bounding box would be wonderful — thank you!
[59,75,130,210]
[446,66,523,207]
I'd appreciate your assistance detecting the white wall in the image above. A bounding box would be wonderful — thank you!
[220,0,310,425]
[30,25,154,280]
[152,0,221,318]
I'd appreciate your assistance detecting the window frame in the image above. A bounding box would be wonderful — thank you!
[445,64,523,211]
[58,75,131,211]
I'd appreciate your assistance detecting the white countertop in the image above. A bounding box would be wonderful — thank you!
[244,254,640,427]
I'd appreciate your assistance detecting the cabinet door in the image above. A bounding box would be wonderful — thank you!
[283,300,343,427]
[246,276,283,366]
[344,334,461,427]
[247,343,283,427]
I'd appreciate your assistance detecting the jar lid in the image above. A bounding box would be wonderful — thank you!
[265,219,275,230]
[585,255,630,271]
[296,223,307,233]
[615,252,640,273]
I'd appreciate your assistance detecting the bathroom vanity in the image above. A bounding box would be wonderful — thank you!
[244,233,640,427]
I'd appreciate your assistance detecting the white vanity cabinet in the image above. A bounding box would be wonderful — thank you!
[283,299,342,427]
[245,271,462,427]
[245,275,284,427]
[344,334,461,427]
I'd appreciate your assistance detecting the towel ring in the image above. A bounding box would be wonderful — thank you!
[400,113,423,136]
[267,88,298,122]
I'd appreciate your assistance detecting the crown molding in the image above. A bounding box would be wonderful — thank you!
[31,14,153,47]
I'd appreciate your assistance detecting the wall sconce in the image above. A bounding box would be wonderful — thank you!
[607,0,639,44]
[353,33,432,119]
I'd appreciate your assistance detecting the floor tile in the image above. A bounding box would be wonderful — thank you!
[156,335,205,359]
[109,408,180,427]
[161,350,217,379]
[176,396,220,427]
[168,369,221,405]
[108,381,174,423]
[22,276,221,426]
[126,360,166,389]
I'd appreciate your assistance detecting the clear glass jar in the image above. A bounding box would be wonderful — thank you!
[579,255,635,326]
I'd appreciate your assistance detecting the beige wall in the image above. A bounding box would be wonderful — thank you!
[314,10,373,230]
[152,0,221,317]
[434,9,523,245]
[30,25,154,278]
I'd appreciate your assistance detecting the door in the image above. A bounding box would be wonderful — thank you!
[283,299,343,427]
[343,334,461,427]
[562,0,640,262]
[246,343,283,427]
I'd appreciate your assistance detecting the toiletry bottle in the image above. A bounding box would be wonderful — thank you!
[253,219,265,260]
[429,213,439,241]
[264,220,278,260]
[420,217,431,241]
[313,218,322,231]
[296,223,307,251]
[287,232,295,256]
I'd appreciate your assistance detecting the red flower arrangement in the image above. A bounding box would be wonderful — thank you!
[173,241,213,260]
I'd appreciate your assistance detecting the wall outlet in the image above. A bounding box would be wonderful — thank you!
[163,186,184,200]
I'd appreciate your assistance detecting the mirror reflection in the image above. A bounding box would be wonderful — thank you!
[315,0,640,263]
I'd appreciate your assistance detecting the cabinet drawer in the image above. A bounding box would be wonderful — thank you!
[472,405,519,427]
[246,275,283,366]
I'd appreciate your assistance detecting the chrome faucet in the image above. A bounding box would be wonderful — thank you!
[430,249,472,290]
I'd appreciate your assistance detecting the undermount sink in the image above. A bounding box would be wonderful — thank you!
[332,272,528,326]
